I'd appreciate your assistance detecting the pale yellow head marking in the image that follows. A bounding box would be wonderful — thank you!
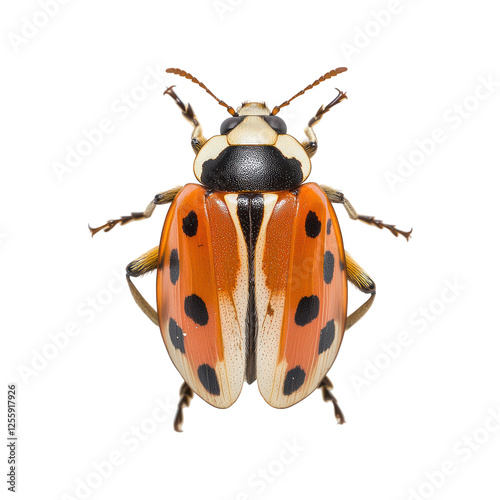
[237,102,271,116]
[227,102,277,146]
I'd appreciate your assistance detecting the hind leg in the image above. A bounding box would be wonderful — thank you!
[318,252,376,424]
[318,376,345,424]
[126,249,195,432]
[321,185,412,240]
[173,382,194,432]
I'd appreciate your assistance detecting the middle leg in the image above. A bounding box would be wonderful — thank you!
[321,185,412,240]
[345,251,376,331]
[89,186,181,237]
[126,247,160,326]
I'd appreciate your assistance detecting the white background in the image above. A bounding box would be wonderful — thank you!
[2,0,499,499]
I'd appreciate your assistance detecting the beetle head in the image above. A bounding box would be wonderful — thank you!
[165,67,347,191]
[191,104,310,191]
[218,102,286,146]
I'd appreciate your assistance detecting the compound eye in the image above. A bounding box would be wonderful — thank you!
[263,115,287,134]
[220,116,244,135]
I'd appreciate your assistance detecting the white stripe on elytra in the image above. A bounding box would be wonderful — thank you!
[253,194,284,403]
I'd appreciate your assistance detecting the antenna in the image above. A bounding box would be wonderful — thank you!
[271,67,348,115]
[165,68,237,116]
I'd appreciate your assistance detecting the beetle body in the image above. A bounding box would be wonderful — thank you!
[157,182,347,408]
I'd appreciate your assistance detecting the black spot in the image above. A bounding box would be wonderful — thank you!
[327,219,332,235]
[323,251,335,284]
[198,364,220,395]
[169,249,179,285]
[294,295,320,326]
[182,211,198,237]
[283,366,306,395]
[340,259,345,272]
[318,320,336,354]
[305,211,321,238]
[168,318,185,353]
[184,294,209,326]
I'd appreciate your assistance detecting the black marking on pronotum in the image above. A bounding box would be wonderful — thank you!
[169,318,185,353]
[283,366,306,395]
[318,320,336,355]
[200,146,303,191]
[237,194,264,384]
[327,219,332,235]
[339,259,345,272]
[182,211,198,237]
[169,249,180,285]
[184,294,209,326]
[305,211,321,238]
[197,364,220,395]
[294,295,320,326]
[323,251,334,284]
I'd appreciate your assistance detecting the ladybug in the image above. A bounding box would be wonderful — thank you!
[90,67,411,431]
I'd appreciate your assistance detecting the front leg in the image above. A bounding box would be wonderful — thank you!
[164,86,207,153]
[320,185,412,240]
[302,89,347,158]
[89,186,181,237]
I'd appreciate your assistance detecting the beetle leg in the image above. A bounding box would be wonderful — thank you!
[318,252,375,424]
[173,382,194,432]
[321,185,413,240]
[318,376,345,424]
[164,86,207,153]
[125,247,159,326]
[126,250,195,431]
[89,186,181,237]
[302,89,347,158]
[345,251,376,330]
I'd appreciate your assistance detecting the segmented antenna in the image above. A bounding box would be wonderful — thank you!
[166,68,237,116]
[271,67,348,115]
